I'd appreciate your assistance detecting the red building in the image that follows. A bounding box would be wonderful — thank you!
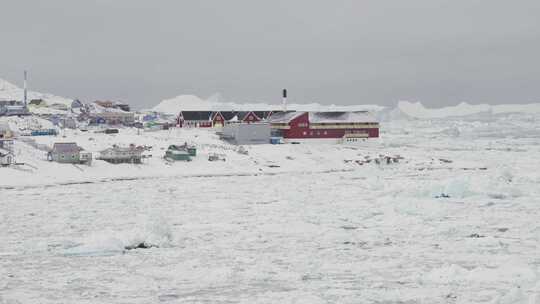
[211,112,226,127]
[269,111,379,143]
[237,111,262,123]
[177,111,276,128]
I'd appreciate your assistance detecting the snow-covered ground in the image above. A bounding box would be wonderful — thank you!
[1,113,540,303]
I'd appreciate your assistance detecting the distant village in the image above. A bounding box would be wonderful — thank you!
[0,76,380,168]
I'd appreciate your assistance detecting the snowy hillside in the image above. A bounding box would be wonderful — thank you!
[0,78,73,108]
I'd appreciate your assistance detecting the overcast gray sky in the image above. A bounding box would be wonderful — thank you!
[1,0,540,109]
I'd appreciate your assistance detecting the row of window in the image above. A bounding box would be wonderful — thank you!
[300,130,369,136]
[302,131,328,136]
[60,155,77,159]
[345,138,366,142]
[344,130,369,134]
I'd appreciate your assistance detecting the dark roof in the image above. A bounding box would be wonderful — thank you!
[234,111,267,120]
[0,105,30,116]
[252,111,275,119]
[219,111,237,121]
[0,100,19,106]
[252,111,263,119]
[235,111,250,120]
[179,111,213,121]
[211,111,225,120]
[29,99,45,105]
[179,110,282,121]
[52,142,81,153]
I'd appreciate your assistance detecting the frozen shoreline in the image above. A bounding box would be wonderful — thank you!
[2,114,540,303]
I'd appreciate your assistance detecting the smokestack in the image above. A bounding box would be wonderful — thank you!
[23,70,27,107]
[282,89,287,112]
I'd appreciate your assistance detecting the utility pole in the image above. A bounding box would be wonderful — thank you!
[282,89,287,112]
[23,70,28,107]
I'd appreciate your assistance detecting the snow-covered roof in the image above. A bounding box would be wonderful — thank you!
[168,150,190,155]
[267,111,304,123]
[101,145,144,153]
[268,111,378,124]
[0,147,13,156]
[308,111,378,123]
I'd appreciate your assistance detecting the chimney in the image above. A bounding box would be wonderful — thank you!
[282,89,287,112]
[23,70,27,107]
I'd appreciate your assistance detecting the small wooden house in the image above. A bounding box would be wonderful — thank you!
[164,144,196,161]
[237,111,262,123]
[165,149,191,161]
[177,111,213,128]
[91,111,135,125]
[95,100,115,108]
[29,99,46,107]
[71,99,84,109]
[62,117,77,129]
[0,148,14,166]
[0,105,30,116]
[48,142,92,165]
[211,112,226,127]
[0,123,14,138]
[0,139,14,150]
[99,144,143,164]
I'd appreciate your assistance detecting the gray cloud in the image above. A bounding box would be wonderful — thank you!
[1,0,539,108]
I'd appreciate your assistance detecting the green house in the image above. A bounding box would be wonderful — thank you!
[165,149,191,161]
[186,146,196,156]
[167,144,196,157]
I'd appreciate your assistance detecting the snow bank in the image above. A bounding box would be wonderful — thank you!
[63,215,173,256]
[422,263,536,284]
[432,179,472,198]
[407,178,473,199]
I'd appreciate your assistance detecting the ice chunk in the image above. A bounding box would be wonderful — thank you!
[63,215,173,256]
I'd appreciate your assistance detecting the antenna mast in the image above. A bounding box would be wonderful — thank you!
[282,89,287,112]
[23,70,28,106]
